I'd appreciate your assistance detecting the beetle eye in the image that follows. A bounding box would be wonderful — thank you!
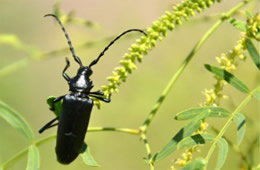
[85,68,93,76]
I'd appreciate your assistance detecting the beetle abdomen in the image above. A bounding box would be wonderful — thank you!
[55,94,93,164]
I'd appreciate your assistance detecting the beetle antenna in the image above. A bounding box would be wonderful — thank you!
[89,29,147,68]
[44,14,83,67]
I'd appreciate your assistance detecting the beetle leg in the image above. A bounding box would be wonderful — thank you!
[53,95,64,103]
[50,95,65,111]
[39,117,59,133]
[89,93,111,103]
[62,57,71,82]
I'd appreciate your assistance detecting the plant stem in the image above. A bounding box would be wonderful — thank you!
[88,127,140,135]
[140,133,154,170]
[140,0,252,133]
[205,86,259,164]
[0,126,139,169]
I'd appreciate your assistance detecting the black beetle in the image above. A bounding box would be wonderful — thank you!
[39,14,146,164]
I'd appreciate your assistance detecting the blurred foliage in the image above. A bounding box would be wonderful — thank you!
[0,0,259,170]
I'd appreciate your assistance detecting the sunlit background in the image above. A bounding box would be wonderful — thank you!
[0,0,259,169]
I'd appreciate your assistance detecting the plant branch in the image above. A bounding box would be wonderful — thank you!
[88,126,140,135]
[205,86,259,164]
[140,0,252,133]
[140,133,154,170]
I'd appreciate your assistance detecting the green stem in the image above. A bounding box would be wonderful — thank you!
[140,133,154,170]
[140,0,251,133]
[0,126,139,169]
[205,86,259,164]
[88,126,140,135]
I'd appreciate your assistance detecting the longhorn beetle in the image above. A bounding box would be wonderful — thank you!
[38,14,146,164]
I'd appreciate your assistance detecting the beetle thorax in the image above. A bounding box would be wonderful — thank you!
[69,67,93,93]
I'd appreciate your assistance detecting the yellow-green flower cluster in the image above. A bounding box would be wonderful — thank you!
[246,13,260,41]
[174,147,199,167]
[202,35,246,106]
[101,0,222,96]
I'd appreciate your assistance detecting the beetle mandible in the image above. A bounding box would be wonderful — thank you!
[38,14,146,164]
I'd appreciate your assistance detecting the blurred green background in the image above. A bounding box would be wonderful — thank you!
[0,0,259,169]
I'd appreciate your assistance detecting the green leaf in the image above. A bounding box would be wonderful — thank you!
[233,113,246,146]
[204,64,250,94]
[177,134,214,150]
[228,18,247,32]
[245,38,260,70]
[252,86,260,100]
[215,138,228,170]
[153,112,209,162]
[81,145,100,167]
[0,100,33,142]
[46,96,62,117]
[26,145,40,170]
[180,158,206,170]
[175,106,230,120]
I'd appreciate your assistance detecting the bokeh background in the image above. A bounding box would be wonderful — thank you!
[0,0,259,169]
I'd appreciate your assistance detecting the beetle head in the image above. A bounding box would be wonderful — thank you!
[77,66,93,77]
[68,66,94,93]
